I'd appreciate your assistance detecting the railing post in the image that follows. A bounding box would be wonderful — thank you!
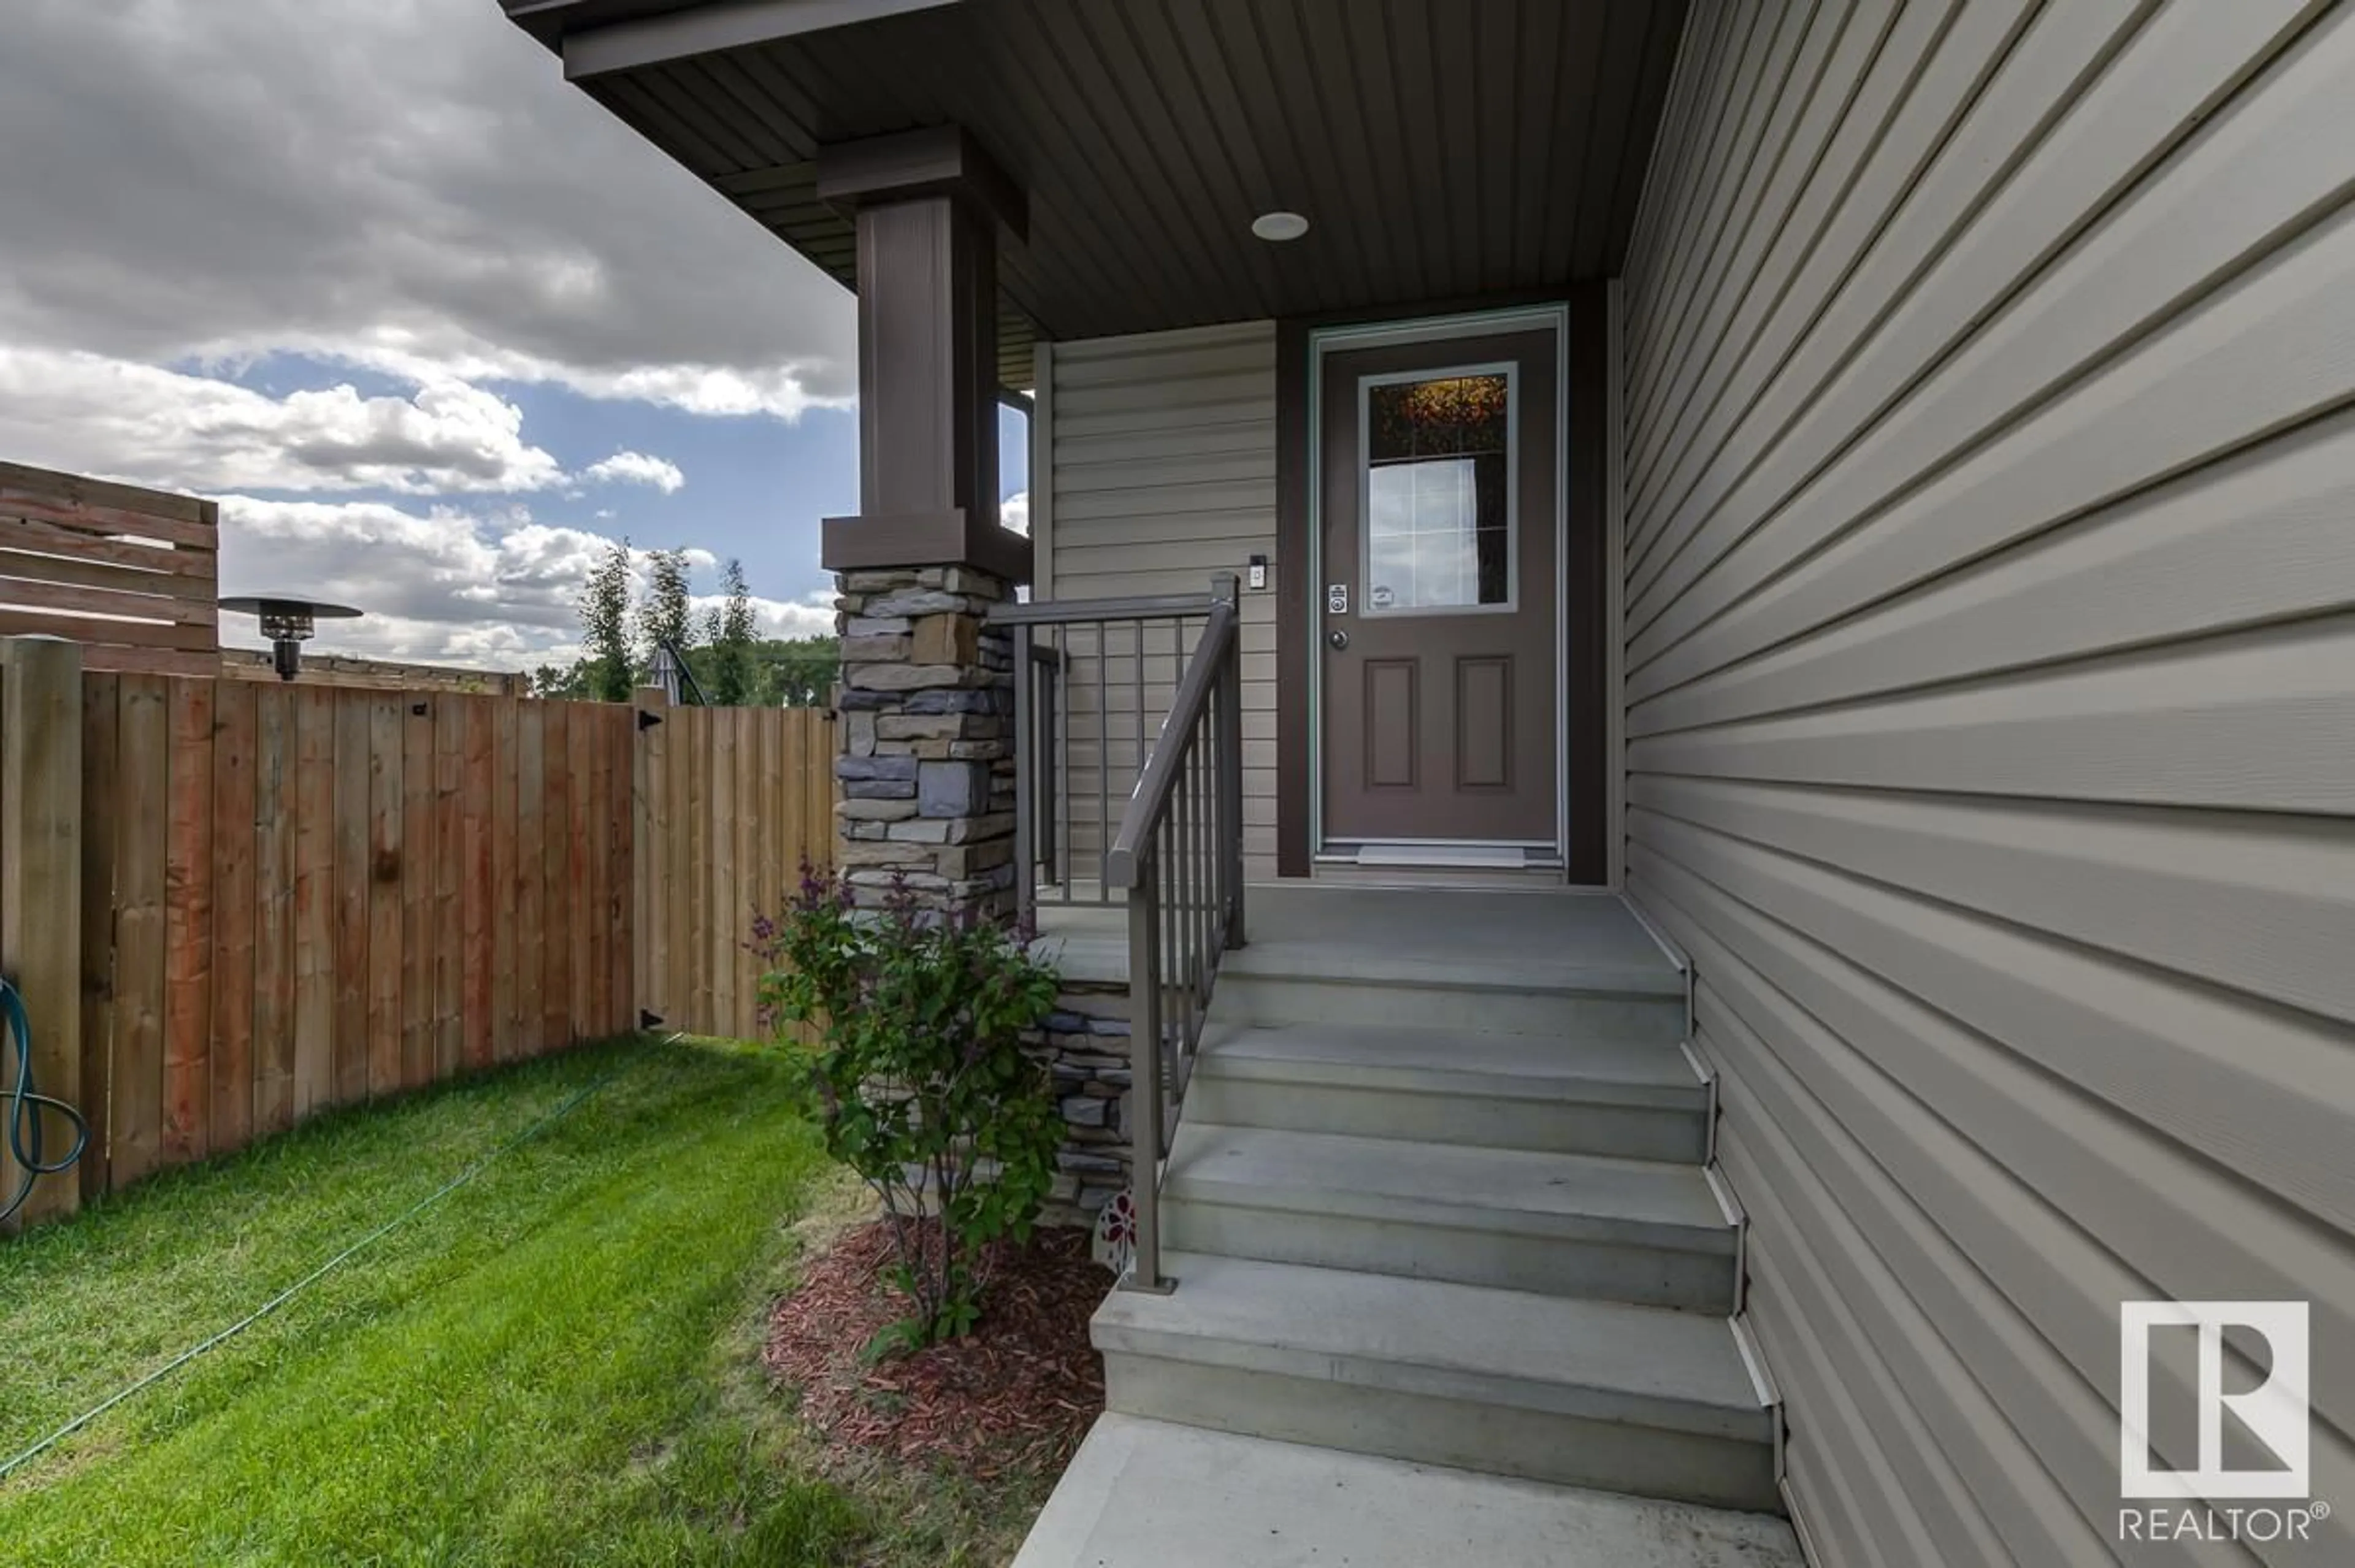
[1124,851,1172,1293]
[1011,622,1035,923]
[1211,575,1246,949]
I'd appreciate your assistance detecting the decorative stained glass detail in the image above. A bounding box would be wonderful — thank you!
[1365,373,1511,612]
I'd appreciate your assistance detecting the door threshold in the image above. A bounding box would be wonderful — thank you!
[1320,842,1559,871]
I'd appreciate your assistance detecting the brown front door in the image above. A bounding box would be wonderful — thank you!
[1320,325,1559,857]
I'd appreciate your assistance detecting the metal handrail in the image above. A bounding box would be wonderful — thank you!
[1105,573,1246,1295]
[996,587,1218,909]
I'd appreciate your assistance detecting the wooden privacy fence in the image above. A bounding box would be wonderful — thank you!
[633,698,836,1044]
[1,640,835,1229]
[0,462,219,677]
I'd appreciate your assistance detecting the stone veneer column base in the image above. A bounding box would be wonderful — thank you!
[832,565,1019,917]
[1029,976,1135,1228]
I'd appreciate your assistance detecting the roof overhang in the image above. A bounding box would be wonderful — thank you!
[554,0,961,80]
[501,0,1688,389]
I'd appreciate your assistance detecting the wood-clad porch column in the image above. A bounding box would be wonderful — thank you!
[816,126,1028,917]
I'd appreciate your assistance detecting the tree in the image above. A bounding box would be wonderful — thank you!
[528,659,593,700]
[711,557,757,705]
[637,546,695,671]
[759,635,840,708]
[581,536,636,702]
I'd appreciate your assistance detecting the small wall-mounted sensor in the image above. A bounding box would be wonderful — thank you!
[1247,554,1269,591]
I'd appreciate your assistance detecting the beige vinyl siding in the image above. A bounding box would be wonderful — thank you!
[1038,321,1279,882]
[1620,3,2355,1564]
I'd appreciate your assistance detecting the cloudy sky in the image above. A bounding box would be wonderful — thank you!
[0,0,1027,667]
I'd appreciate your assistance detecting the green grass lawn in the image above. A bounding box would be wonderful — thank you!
[0,1035,1041,1566]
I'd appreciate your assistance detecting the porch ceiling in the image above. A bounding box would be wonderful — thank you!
[503,0,1688,389]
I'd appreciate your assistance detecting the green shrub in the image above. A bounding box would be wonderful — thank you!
[757,871,1062,1349]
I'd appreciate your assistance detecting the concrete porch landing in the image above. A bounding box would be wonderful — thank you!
[1034,882,1683,996]
[1014,1415,1804,1568]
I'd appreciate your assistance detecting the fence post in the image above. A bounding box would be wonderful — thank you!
[1,636,85,1229]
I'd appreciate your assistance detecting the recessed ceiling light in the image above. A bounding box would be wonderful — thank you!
[1251,210,1310,242]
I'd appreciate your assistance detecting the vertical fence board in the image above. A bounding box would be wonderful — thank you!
[77,670,119,1201]
[432,695,463,1076]
[251,685,295,1133]
[331,692,370,1106]
[542,702,571,1054]
[366,695,402,1098]
[515,702,546,1057]
[109,675,169,1185]
[399,693,435,1089]
[737,709,762,1038]
[490,698,518,1063]
[460,695,493,1071]
[567,706,593,1042]
[710,711,737,1035]
[751,709,778,1039]
[809,707,833,875]
[670,707,695,1033]
[2,638,86,1225]
[581,705,608,1039]
[163,676,215,1162]
[608,709,632,1036]
[209,680,255,1151]
[648,701,672,1030]
[291,689,334,1119]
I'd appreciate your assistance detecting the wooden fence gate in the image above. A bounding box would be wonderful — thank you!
[1,641,837,1230]
[632,697,835,1044]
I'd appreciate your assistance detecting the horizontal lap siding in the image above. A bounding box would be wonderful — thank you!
[1620,3,2355,1564]
[1042,321,1279,881]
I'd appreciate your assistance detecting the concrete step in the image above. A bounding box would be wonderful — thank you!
[1163,1122,1737,1309]
[1187,1019,1710,1160]
[1013,1414,1804,1568]
[1095,1253,1780,1513]
[1214,944,1685,1041]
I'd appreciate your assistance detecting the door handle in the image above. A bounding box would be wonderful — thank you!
[1327,629,1350,651]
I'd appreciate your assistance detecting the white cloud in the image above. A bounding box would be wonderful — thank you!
[687,589,838,644]
[213,496,831,667]
[0,347,563,495]
[0,0,857,418]
[582,450,686,492]
[1001,491,1030,537]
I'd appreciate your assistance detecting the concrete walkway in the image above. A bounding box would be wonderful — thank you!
[1015,1415,1804,1568]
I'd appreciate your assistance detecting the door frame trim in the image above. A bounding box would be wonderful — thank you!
[1306,302,1571,865]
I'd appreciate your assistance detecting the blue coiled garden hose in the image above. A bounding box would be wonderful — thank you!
[2,975,90,1227]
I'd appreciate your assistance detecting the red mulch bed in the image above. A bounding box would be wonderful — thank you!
[762,1218,1111,1479]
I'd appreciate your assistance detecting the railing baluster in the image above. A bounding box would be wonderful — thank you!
[1133,616,1147,822]
[1041,648,1061,893]
[1174,734,1196,1065]
[1193,724,1210,1002]
[1094,619,1109,897]
[1013,622,1035,923]
[1054,629,1072,906]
